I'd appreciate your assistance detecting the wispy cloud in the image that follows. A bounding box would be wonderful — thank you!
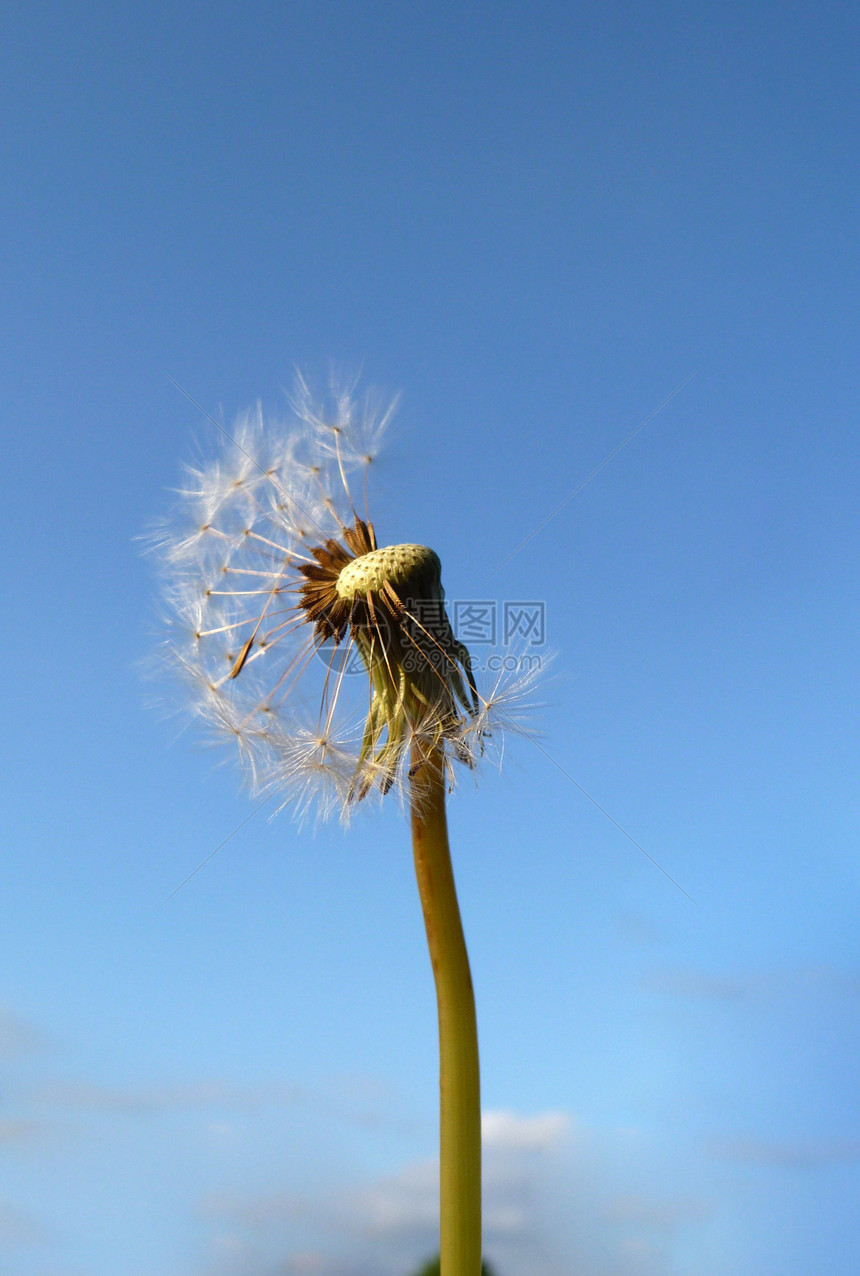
[0,1200,45,1244]
[198,1110,706,1276]
[641,965,860,1001]
[0,1118,42,1144]
[708,1136,860,1168]
[613,912,668,947]
[33,1078,303,1115]
[601,1192,712,1228]
[0,1007,46,1060]
[202,1190,327,1229]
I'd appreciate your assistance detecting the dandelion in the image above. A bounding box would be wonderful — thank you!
[152,375,539,1276]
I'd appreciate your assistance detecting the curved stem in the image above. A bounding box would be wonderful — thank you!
[410,747,482,1276]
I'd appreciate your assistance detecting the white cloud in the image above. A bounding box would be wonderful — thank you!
[198,1110,704,1276]
[481,1109,570,1150]
[360,1157,438,1234]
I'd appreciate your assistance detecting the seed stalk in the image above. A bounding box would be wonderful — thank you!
[410,747,482,1276]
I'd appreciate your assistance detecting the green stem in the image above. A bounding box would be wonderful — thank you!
[410,747,482,1276]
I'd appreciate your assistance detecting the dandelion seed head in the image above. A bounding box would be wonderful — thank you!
[151,374,535,822]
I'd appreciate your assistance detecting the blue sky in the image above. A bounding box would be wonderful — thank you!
[2,1,859,1272]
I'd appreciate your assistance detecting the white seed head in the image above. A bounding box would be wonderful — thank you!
[149,374,535,822]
